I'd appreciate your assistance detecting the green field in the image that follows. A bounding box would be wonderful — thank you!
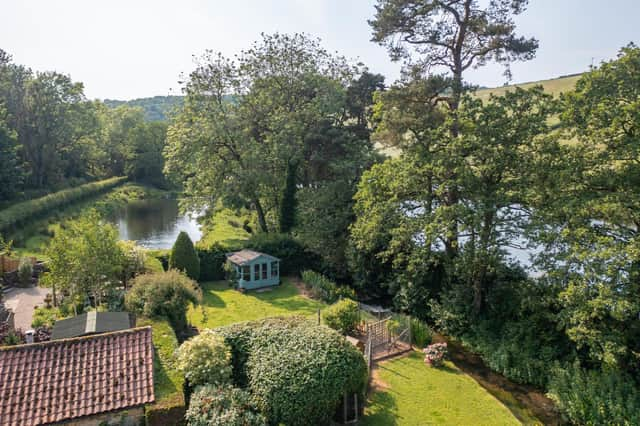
[187,279,325,328]
[196,207,254,249]
[363,352,529,426]
[474,74,581,101]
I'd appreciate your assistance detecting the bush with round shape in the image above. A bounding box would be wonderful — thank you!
[216,317,368,426]
[423,342,448,367]
[170,231,201,280]
[177,329,233,387]
[323,298,360,335]
[125,270,201,332]
[186,384,266,426]
[17,257,33,287]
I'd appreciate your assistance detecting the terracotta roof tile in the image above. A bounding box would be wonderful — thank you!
[0,327,155,426]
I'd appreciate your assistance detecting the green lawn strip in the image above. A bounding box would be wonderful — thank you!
[137,317,185,408]
[363,351,522,426]
[188,278,325,328]
[196,208,254,249]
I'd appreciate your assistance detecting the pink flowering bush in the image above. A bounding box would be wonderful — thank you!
[423,342,447,367]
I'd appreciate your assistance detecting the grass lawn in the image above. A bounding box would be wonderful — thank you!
[197,208,254,249]
[363,352,523,426]
[187,278,325,328]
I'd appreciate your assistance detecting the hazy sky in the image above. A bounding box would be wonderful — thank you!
[2,0,638,100]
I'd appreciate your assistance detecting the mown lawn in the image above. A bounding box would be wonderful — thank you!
[363,352,523,426]
[196,208,254,249]
[187,278,325,328]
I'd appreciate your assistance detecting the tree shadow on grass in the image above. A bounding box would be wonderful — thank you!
[152,349,179,400]
[362,390,398,426]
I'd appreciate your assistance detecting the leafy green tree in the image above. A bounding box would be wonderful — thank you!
[170,231,201,280]
[538,45,640,370]
[43,210,125,310]
[0,108,23,201]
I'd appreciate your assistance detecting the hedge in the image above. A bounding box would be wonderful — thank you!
[301,270,355,304]
[245,233,318,275]
[215,317,368,426]
[137,317,186,426]
[0,176,127,231]
[197,244,227,281]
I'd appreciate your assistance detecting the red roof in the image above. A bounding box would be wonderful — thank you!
[0,327,155,426]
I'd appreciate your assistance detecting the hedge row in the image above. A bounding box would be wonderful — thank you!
[137,317,186,426]
[301,270,355,303]
[0,176,127,231]
[215,317,368,426]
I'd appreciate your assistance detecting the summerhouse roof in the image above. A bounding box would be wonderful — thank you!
[51,311,133,340]
[0,327,155,426]
[226,249,279,265]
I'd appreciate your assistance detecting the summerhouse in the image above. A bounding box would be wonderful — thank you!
[226,249,280,290]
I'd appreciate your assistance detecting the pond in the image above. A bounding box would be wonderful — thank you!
[110,198,202,249]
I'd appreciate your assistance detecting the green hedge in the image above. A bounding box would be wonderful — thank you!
[216,317,368,426]
[197,244,227,281]
[0,176,127,231]
[301,270,355,304]
[245,233,318,275]
[138,317,186,426]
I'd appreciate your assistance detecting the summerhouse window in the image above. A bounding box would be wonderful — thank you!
[254,263,260,280]
[242,265,250,281]
[271,261,278,277]
[262,263,267,279]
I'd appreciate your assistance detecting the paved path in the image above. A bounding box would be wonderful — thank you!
[4,286,49,330]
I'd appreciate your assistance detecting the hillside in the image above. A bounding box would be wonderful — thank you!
[103,95,184,121]
[474,73,581,101]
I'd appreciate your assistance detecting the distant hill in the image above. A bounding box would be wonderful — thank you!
[474,73,582,101]
[103,96,184,121]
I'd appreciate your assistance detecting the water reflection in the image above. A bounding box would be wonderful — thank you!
[110,199,202,249]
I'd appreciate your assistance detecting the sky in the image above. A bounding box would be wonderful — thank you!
[1,0,638,100]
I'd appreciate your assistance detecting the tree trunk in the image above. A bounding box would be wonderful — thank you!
[254,197,268,233]
[472,210,495,315]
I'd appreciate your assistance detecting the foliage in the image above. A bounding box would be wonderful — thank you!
[0,176,126,232]
[16,257,32,287]
[216,317,368,426]
[125,270,201,332]
[323,298,360,335]
[31,306,58,328]
[197,244,227,282]
[0,108,23,202]
[177,329,233,387]
[423,343,448,367]
[118,240,147,287]
[246,233,315,276]
[137,316,186,426]
[409,317,432,348]
[548,362,640,426]
[104,95,184,122]
[43,209,125,309]
[363,351,523,425]
[186,385,266,426]
[301,270,355,304]
[170,231,201,280]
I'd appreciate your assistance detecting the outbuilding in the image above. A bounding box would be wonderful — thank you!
[226,249,280,290]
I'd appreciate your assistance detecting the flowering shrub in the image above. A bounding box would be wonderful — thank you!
[176,329,233,387]
[423,342,448,367]
[186,385,266,426]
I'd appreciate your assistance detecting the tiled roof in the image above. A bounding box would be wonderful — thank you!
[226,249,279,265]
[0,327,155,426]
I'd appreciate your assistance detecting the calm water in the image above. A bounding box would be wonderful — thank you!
[110,198,202,249]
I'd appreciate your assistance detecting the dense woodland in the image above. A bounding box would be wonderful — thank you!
[1,0,640,424]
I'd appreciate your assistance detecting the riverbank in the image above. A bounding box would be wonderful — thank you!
[5,182,173,259]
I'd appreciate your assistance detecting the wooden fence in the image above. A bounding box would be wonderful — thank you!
[0,255,36,273]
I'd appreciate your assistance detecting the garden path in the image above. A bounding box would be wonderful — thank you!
[4,286,48,330]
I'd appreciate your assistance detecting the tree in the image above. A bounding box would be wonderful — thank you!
[369,0,538,257]
[170,231,201,280]
[43,210,125,310]
[0,108,23,201]
[125,269,201,332]
[538,45,640,370]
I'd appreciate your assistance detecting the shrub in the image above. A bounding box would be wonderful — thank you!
[125,270,201,332]
[170,231,201,280]
[31,307,58,328]
[17,257,33,287]
[197,244,227,281]
[216,317,368,426]
[548,362,640,426]
[323,299,360,335]
[301,270,355,304]
[423,342,448,367]
[186,385,266,426]
[409,317,432,348]
[0,176,126,232]
[177,329,233,387]
[245,233,316,275]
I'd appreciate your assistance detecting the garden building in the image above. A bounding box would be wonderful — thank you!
[226,249,280,290]
[51,311,133,340]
